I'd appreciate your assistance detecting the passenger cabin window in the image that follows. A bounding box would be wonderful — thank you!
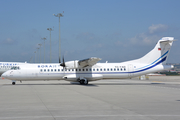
[58,69,60,72]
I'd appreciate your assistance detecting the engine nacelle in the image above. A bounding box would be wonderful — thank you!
[62,57,101,69]
[65,60,80,69]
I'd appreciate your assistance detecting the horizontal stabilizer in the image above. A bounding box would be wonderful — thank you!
[159,37,175,43]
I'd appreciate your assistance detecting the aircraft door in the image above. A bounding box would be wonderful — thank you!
[31,69,38,79]
[128,64,134,78]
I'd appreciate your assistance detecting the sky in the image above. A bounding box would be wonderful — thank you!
[0,0,180,63]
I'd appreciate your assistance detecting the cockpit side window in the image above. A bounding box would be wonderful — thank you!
[11,66,20,70]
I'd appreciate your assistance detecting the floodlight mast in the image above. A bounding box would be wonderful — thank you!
[47,28,53,63]
[53,13,63,63]
[34,51,36,63]
[38,44,42,63]
[29,56,33,63]
[41,37,47,63]
[37,48,40,63]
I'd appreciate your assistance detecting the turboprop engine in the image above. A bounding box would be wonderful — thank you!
[63,60,80,69]
[60,57,101,69]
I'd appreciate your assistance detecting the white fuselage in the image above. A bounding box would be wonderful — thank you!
[2,62,172,82]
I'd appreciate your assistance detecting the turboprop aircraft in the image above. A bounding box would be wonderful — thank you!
[2,37,174,85]
[0,62,28,76]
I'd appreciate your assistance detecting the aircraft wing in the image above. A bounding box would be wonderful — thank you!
[63,57,101,69]
[78,57,101,67]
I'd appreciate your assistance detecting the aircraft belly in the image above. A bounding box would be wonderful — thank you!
[63,73,103,81]
[31,73,63,80]
[103,73,128,79]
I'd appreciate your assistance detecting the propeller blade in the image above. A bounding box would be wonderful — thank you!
[63,56,65,65]
[60,55,65,67]
[59,57,61,64]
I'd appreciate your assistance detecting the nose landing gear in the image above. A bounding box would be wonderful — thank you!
[12,80,16,85]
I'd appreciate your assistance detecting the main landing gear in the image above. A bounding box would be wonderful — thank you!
[79,79,88,85]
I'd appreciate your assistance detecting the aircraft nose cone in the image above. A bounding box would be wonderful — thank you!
[1,71,10,79]
[1,72,6,78]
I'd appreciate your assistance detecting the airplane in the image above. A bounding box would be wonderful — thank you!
[2,37,175,85]
[0,62,28,76]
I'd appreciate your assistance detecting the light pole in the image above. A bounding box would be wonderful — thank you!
[41,37,46,63]
[47,28,53,63]
[37,48,39,63]
[34,51,36,63]
[29,56,33,63]
[53,12,63,63]
[38,44,42,63]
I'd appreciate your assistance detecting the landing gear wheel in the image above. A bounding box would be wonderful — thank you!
[12,82,16,85]
[79,80,84,84]
[84,80,88,85]
[79,79,88,85]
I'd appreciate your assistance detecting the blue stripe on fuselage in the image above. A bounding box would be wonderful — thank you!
[130,56,167,73]
[135,51,168,70]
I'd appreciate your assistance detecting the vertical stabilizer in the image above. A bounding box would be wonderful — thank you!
[137,37,174,65]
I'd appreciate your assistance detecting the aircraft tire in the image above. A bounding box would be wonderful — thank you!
[79,79,88,85]
[79,80,84,84]
[12,82,16,85]
[84,80,88,85]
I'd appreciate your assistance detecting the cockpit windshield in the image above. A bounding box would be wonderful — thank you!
[11,66,20,70]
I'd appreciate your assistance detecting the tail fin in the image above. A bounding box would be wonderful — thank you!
[137,37,174,65]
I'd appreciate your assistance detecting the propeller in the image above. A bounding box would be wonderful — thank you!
[59,56,66,75]
[60,55,66,68]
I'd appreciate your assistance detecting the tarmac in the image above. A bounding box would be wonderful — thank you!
[0,76,180,120]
